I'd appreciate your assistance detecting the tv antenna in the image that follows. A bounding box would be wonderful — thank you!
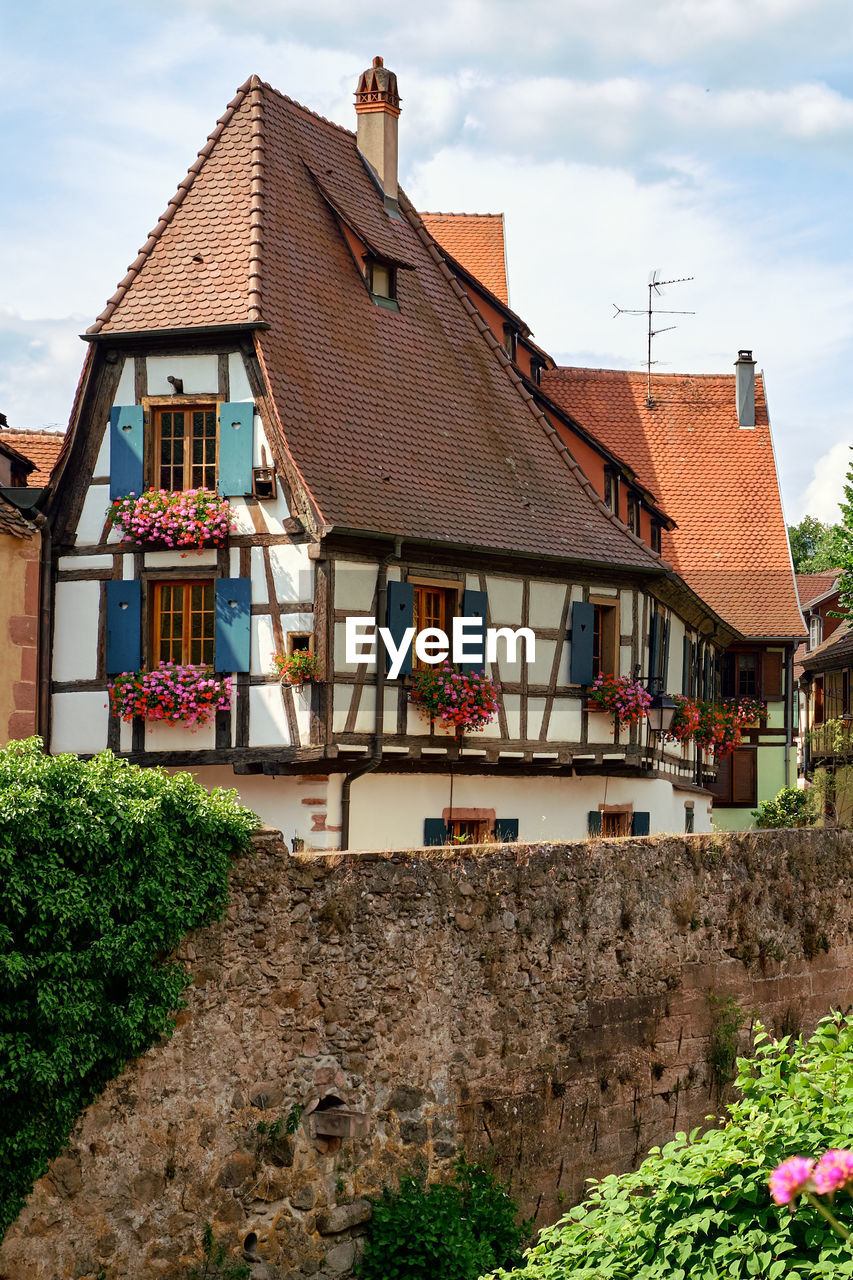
[613,270,694,405]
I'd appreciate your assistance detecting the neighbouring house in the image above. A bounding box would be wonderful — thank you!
[539,360,806,828]
[796,571,852,821]
[40,58,745,848]
[0,418,65,743]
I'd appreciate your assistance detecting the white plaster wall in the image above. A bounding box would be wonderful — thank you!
[58,554,112,572]
[144,550,218,569]
[174,766,323,847]
[77,485,110,546]
[53,581,100,680]
[529,581,565,628]
[147,355,218,395]
[486,576,523,623]
[668,615,685,691]
[113,357,136,409]
[229,498,257,536]
[145,720,216,751]
[333,685,353,734]
[251,617,276,676]
[334,561,377,611]
[270,544,313,603]
[548,696,583,741]
[51,692,109,755]
[251,547,268,604]
[347,772,713,849]
[587,709,616,746]
[249,684,291,747]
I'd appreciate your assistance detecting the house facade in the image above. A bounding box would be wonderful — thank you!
[41,61,740,848]
[796,572,852,821]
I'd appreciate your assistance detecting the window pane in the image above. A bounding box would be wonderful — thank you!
[158,583,184,663]
[190,409,217,490]
[158,411,186,491]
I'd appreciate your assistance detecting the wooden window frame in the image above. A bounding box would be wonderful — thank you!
[287,631,314,657]
[599,804,632,838]
[590,598,618,681]
[143,395,222,493]
[366,258,399,310]
[410,580,459,671]
[626,490,640,536]
[150,578,216,667]
[650,521,662,554]
[603,468,619,514]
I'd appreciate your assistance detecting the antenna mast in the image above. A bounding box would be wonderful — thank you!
[613,271,694,405]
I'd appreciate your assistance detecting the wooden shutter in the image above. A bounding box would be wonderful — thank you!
[423,819,448,846]
[217,402,255,497]
[494,819,519,842]
[649,612,664,682]
[662,617,671,687]
[105,580,141,674]
[214,578,251,673]
[109,405,144,499]
[707,752,733,800]
[682,636,691,696]
[631,812,650,836]
[762,650,784,700]
[460,588,488,673]
[732,749,757,805]
[385,580,415,677]
[570,602,595,685]
[587,811,602,836]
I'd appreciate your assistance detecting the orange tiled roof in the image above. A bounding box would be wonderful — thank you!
[541,367,806,640]
[0,428,65,484]
[420,213,508,304]
[78,79,663,572]
[796,571,840,608]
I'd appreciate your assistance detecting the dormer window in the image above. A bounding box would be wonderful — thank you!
[503,325,518,361]
[627,490,640,536]
[650,521,662,554]
[809,614,823,650]
[603,468,619,514]
[366,258,398,310]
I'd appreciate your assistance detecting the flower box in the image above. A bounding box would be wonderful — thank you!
[108,663,232,725]
[410,662,500,734]
[106,488,235,550]
[273,650,320,686]
[587,674,651,726]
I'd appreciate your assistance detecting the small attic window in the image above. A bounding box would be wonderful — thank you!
[367,258,399,311]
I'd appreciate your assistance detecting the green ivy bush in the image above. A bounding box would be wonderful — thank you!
[0,739,256,1239]
[485,1012,853,1280]
[752,786,817,829]
[358,1157,530,1280]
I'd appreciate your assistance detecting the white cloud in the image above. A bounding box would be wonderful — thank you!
[802,441,851,523]
[0,312,84,431]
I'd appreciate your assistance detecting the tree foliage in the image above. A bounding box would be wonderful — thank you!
[486,1013,853,1280]
[358,1158,530,1280]
[836,447,853,620]
[787,515,845,575]
[752,786,817,829]
[0,739,257,1239]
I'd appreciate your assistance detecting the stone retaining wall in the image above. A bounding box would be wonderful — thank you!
[4,827,853,1279]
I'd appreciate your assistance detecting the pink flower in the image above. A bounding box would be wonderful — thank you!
[769,1157,815,1205]
[813,1150,853,1196]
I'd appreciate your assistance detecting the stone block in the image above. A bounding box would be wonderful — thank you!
[315,1199,372,1235]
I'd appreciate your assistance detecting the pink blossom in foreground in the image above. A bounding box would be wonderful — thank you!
[769,1157,816,1205]
[813,1150,853,1196]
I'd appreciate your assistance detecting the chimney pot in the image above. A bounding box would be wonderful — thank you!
[355,55,401,214]
[734,349,756,428]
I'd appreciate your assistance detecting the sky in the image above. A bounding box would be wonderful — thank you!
[1,0,851,523]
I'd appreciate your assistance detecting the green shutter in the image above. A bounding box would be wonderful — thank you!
[385,580,414,677]
[423,819,448,846]
[631,812,650,837]
[649,612,664,683]
[215,578,251,673]
[587,810,602,836]
[662,617,671,688]
[570,602,595,685]
[682,635,691,696]
[217,402,255,496]
[460,588,488,673]
[105,580,141,674]
[109,405,144,499]
[494,819,519,842]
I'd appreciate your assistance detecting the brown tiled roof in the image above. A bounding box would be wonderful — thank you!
[796,571,840,608]
[420,213,508,304]
[83,79,665,572]
[0,495,36,540]
[801,618,852,672]
[541,367,805,639]
[0,428,65,484]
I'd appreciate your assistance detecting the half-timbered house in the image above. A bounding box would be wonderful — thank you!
[43,59,740,848]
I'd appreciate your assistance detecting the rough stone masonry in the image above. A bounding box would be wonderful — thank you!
[3,827,853,1279]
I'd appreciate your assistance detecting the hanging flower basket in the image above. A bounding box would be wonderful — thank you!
[108,663,232,725]
[693,697,767,758]
[106,488,236,550]
[273,650,320,687]
[588,674,652,726]
[663,695,702,744]
[410,662,501,734]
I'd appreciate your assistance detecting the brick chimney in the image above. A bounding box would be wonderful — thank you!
[734,349,756,428]
[355,56,401,214]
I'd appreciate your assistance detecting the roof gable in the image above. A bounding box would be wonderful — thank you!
[542,366,805,639]
[0,428,65,484]
[421,213,508,304]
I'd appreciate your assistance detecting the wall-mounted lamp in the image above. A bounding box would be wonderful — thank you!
[646,690,677,737]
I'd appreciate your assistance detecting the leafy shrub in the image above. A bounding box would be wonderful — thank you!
[358,1157,529,1280]
[753,786,817,829]
[0,739,257,1239]
[485,1012,853,1280]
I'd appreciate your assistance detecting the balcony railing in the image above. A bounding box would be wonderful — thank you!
[808,718,853,759]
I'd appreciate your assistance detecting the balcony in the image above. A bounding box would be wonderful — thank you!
[809,718,853,761]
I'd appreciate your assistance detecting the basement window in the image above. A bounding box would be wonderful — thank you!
[366,258,399,310]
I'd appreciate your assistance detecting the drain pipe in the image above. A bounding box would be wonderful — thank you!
[339,537,402,849]
[34,512,53,746]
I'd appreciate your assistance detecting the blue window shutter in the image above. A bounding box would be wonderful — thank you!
[703,648,711,699]
[649,612,663,682]
[662,617,671,687]
[570,601,595,685]
[460,589,488,673]
[632,812,650,837]
[587,810,602,836]
[385,580,414,677]
[494,819,519,842]
[215,578,251,672]
[682,635,691,696]
[218,402,255,496]
[106,580,141,674]
[109,406,144,499]
[423,819,448,846]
